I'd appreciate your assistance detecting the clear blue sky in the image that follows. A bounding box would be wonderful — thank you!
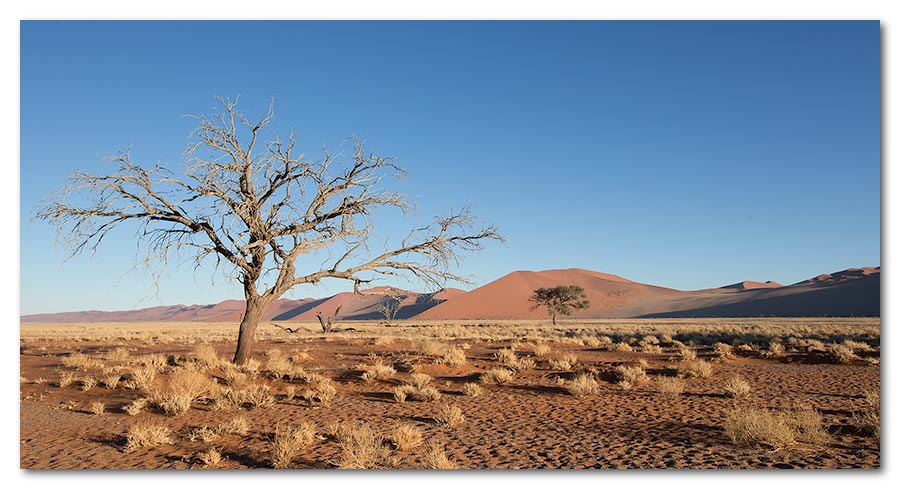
[19,20,881,314]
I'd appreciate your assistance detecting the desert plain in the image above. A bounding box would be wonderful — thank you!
[19,317,880,469]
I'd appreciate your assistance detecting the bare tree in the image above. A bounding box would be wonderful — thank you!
[35,97,503,364]
[376,295,402,322]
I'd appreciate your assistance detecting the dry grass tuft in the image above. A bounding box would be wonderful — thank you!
[480,367,514,384]
[677,347,697,362]
[614,342,633,352]
[712,342,733,357]
[197,447,224,468]
[124,397,148,416]
[79,376,97,391]
[548,353,578,371]
[533,344,552,357]
[270,421,316,468]
[655,375,684,398]
[56,370,77,388]
[462,382,483,397]
[423,445,458,469]
[360,359,396,382]
[615,365,649,390]
[409,373,433,390]
[789,405,831,447]
[218,416,250,436]
[438,348,467,367]
[62,352,98,370]
[391,424,423,452]
[723,376,751,399]
[827,343,856,364]
[90,401,106,416]
[150,368,215,416]
[678,360,713,378]
[101,374,121,390]
[124,422,173,452]
[192,343,222,367]
[130,366,158,391]
[724,406,795,450]
[188,426,220,444]
[435,405,466,428]
[854,389,880,439]
[565,373,600,398]
[336,423,394,469]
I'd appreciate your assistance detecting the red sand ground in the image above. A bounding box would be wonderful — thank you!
[20,333,880,469]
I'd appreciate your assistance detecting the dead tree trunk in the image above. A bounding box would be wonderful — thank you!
[233,298,266,364]
[316,306,342,333]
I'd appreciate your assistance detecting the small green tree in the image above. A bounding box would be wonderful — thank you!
[529,285,590,325]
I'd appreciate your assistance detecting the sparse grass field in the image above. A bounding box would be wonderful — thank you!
[20,318,880,469]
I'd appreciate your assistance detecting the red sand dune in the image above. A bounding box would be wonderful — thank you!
[721,280,783,290]
[414,268,683,320]
[20,267,879,322]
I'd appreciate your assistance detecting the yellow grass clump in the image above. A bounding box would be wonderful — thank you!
[270,422,317,468]
[391,424,424,452]
[124,422,173,452]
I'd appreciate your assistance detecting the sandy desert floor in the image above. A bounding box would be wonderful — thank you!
[19,318,880,469]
